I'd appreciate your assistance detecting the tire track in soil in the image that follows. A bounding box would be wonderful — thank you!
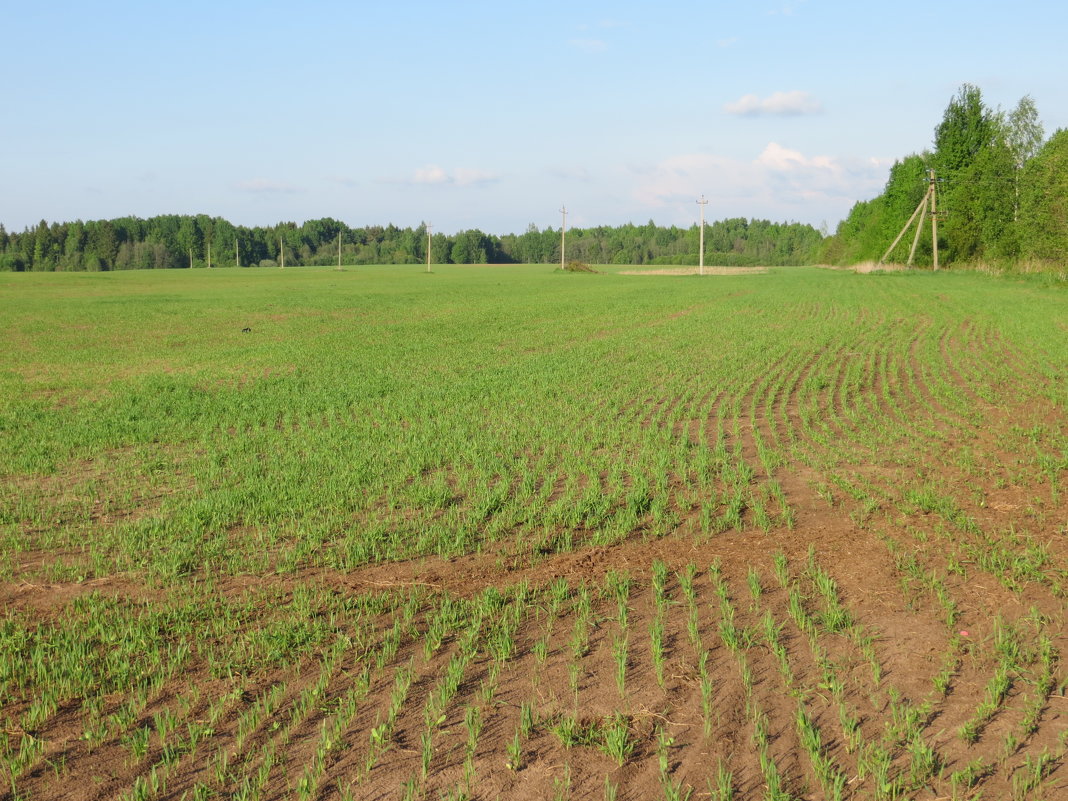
[695,308,1061,798]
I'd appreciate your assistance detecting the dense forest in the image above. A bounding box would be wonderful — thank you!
[0,215,822,272]
[820,84,1067,270]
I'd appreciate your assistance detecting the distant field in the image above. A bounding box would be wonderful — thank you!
[1,264,1065,801]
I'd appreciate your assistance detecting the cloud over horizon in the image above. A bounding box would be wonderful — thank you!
[724,90,823,117]
[405,166,500,187]
[630,143,890,225]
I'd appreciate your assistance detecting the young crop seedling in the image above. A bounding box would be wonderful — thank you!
[600,714,634,766]
[5,262,1067,801]
[506,728,523,772]
[708,760,734,801]
[650,613,667,687]
[773,551,790,588]
[613,631,628,698]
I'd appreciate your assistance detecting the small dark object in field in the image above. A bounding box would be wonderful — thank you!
[242,327,252,333]
[562,260,600,274]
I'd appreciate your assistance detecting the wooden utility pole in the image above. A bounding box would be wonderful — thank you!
[189,248,193,269]
[207,242,211,269]
[906,192,928,265]
[697,195,708,276]
[879,168,940,269]
[929,169,939,271]
[426,223,432,273]
[235,238,239,268]
[881,194,926,265]
[560,206,567,270]
[279,237,284,269]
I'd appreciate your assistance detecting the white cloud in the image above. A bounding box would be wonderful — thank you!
[407,165,499,187]
[716,37,739,48]
[756,142,835,171]
[236,179,301,194]
[630,143,891,224]
[630,153,750,207]
[413,165,450,184]
[453,168,499,186]
[724,90,823,117]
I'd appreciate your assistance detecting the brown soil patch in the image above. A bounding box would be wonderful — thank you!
[3,310,1066,801]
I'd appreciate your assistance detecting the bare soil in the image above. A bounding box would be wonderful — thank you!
[2,316,1066,801]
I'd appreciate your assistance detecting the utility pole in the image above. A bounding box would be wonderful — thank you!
[929,169,939,271]
[879,168,940,270]
[279,237,284,269]
[235,238,239,268]
[697,195,708,276]
[559,205,567,270]
[207,242,211,269]
[907,190,928,266]
[189,248,193,269]
[426,222,432,273]
[881,190,927,265]
[337,232,342,271]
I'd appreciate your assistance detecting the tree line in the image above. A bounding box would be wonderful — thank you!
[820,84,1067,269]
[0,214,822,272]
[7,84,1060,275]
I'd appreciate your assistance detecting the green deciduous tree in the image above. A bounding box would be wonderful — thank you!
[0,214,824,272]
[933,84,1017,264]
[1018,128,1068,263]
[934,84,999,177]
[1006,95,1045,223]
[943,137,1017,262]
[1006,95,1045,168]
[176,217,203,266]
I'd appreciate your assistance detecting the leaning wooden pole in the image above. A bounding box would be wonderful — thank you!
[906,193,929,266]
[880,194,928,265]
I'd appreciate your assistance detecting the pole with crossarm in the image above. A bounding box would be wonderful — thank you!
[697,195,708,276]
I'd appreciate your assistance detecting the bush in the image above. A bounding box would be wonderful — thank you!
[0,254,25,272]
[563,260,599,273]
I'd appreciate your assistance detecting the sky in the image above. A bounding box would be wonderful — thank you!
[3,0,1066,235]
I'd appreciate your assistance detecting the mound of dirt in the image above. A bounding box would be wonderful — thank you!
[561,260,600,273]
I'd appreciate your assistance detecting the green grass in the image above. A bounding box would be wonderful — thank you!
[2,265,1064,582]
[1,264,1065,800]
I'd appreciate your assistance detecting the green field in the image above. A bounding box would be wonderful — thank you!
[1,264,1065,800]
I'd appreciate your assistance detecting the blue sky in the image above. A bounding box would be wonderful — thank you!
[3,1,1065,235]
